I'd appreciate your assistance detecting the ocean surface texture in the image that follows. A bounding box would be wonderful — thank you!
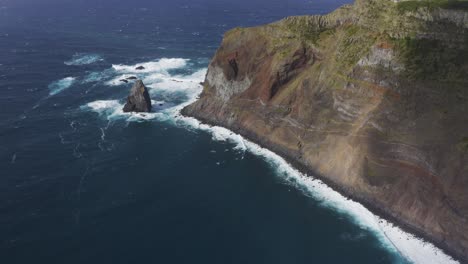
[0,0,457,263]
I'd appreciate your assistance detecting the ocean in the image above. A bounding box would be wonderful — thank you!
[0,0,457,263]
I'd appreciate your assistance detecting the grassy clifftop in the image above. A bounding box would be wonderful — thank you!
[397,0,468,12]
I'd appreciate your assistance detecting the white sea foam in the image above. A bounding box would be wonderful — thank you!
[48,77,76,96]
[86,100,121,112]
[82,57,458,263]
[174,114,459,264]
[65,53,103,66]
[84,58,206,122]
[163,77,459,263]
[112,58,187,74]
[83,100,163,122]
[106,58,189,86]
[83,71,107,83]
[149,68,206,90]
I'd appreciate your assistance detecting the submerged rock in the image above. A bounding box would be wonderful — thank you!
[122,80,152,113]
[135,66,145,70]
[126,76,138,80]
[119,79,128,83]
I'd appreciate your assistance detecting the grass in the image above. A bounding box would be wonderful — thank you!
[282,16,325,44]
[397,0,468,13]
[392,37,468,81]
[335,25,377,69]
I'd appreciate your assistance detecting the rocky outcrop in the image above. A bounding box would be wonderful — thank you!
[123,80,152,113]
[183,0,468,261]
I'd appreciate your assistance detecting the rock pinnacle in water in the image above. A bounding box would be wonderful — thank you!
[123,80,152,113]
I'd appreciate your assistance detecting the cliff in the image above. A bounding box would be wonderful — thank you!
[182,0,468,260]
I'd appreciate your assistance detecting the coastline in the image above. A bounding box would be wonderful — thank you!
[180,107,463,264]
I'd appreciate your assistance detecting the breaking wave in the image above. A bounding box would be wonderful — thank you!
[83,72,107,83]
[176,115,458,264]
[111,58,187,73]
[83,57,205,122]
[48,77,76,96]
[106,58,190,86]
[83,99,165,122]
[80,57,458,264]
[65,53,103,66]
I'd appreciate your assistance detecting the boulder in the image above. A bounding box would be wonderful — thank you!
[135,66,145,70]
[122,80,152,113]
[126,76,138,80]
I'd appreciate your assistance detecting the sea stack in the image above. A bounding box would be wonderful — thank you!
[122,80,152,113]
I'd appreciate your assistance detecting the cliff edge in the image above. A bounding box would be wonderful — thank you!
[183,0,468,260]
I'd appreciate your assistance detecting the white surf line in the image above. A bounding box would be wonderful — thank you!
[78,56,457,262]
[172,107,458,264]
[78,57,458,263]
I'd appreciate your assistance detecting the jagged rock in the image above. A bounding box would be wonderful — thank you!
[122,80,152,113]
[120,79,128,83]
[135,66,145,70]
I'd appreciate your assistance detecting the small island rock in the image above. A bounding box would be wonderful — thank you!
[135,66,145,70]
[123,80,152,113]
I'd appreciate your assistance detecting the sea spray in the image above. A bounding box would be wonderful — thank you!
[106,58,190,86]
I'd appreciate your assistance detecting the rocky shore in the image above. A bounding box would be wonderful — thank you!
[183,0,468,261]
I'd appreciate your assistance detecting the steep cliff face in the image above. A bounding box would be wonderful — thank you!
[183,0,468,260]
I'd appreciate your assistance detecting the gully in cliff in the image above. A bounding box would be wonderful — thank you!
[122,80,152,113]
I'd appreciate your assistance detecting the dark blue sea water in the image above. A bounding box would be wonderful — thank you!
[0,0,415,263]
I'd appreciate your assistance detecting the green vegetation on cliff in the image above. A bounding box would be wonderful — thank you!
[397,0,468,13]
[393,37,468,81]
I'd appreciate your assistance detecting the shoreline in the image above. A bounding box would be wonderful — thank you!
[180,108,463,264]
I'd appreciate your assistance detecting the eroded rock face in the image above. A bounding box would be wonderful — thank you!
[183,0,468,261]
[123,80,152,113]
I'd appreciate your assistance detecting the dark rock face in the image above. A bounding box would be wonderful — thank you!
[122,80,152,113]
